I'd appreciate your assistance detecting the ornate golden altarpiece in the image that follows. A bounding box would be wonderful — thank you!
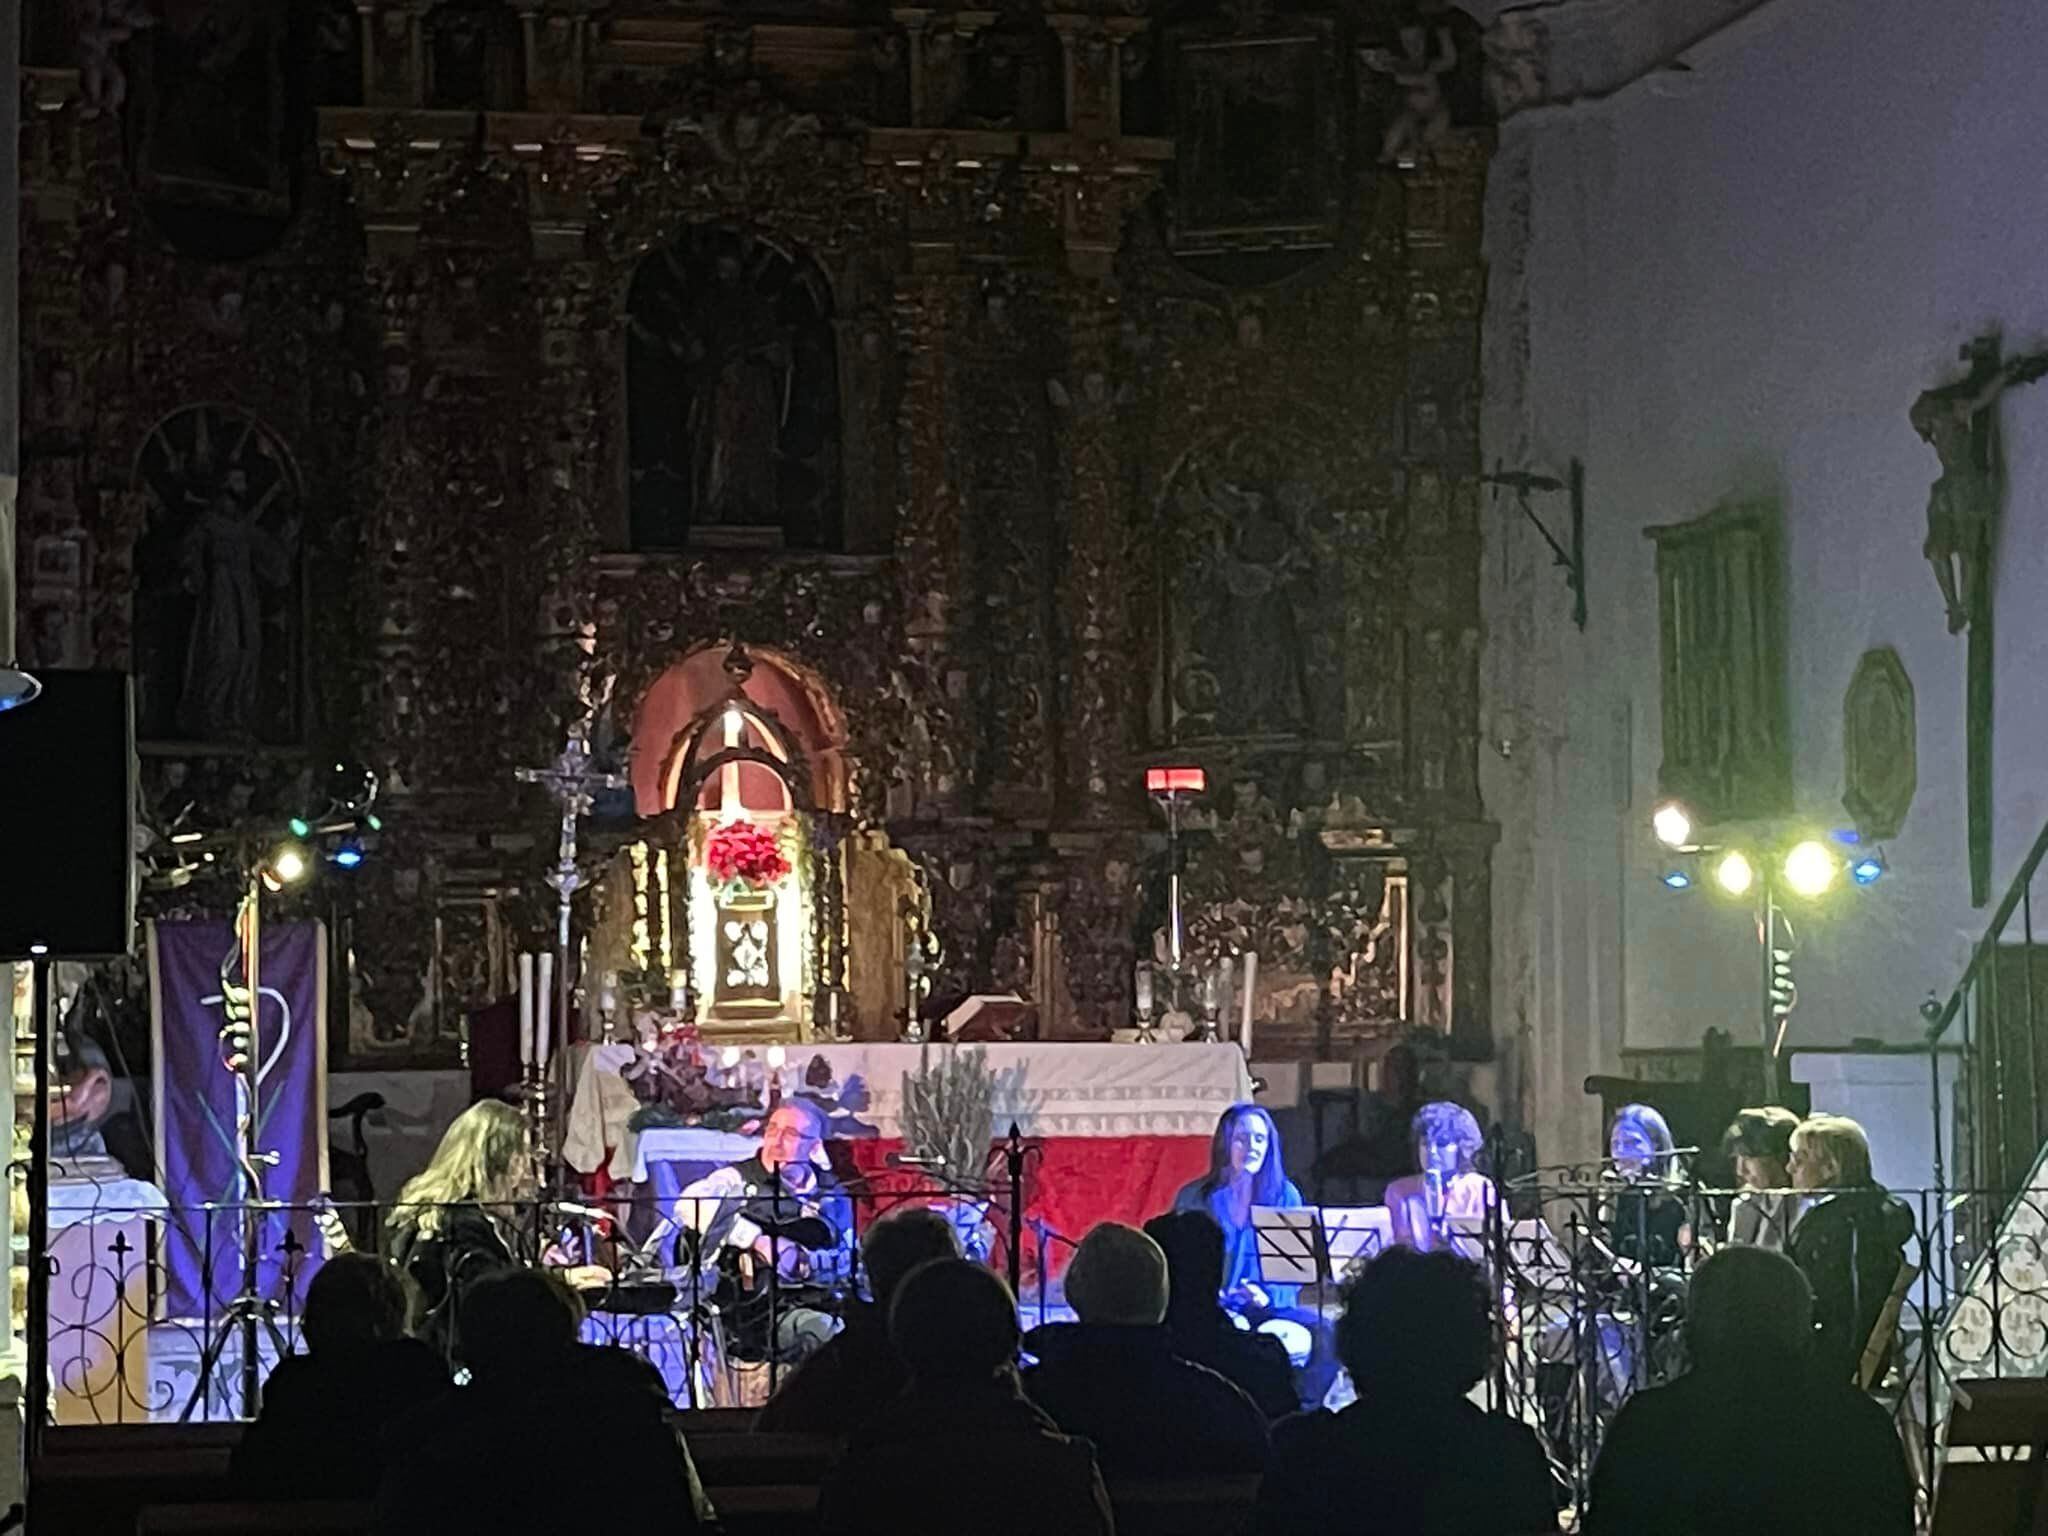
[16,0,1496,1063]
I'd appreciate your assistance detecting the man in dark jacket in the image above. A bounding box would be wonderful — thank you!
[1586,1247,1913,1536]
[377,1268,712,1535]
[1145,1210,1300,1418]
[819,1258,1113,1536]
[233,1253,450,1499]
[1024,1221,1269,1477]
[755,1204,961,1435]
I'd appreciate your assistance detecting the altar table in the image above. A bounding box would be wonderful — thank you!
[587,1042,1256,1264]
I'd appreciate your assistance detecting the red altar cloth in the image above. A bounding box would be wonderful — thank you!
[841,1133,1212,1277]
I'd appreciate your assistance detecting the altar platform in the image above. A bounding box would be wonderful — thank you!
[568,1040,1256,1268]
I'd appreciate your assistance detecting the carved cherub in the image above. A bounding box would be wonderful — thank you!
[1911,336,2048,634]
[1366,17,1460,166]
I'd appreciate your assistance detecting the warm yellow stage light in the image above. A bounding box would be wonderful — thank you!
[269,843,310,886]
[1782,839,1838,898]
[1714,850,1755,897]
[1651,801,1694,849]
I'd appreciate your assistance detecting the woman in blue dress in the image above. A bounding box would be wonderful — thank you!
[1173,1103,1332,1405]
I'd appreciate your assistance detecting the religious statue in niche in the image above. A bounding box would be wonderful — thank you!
[1911,334,2048,635]
[131,405,302,744]
[626,228,840,551]
[1170,450,1321,738]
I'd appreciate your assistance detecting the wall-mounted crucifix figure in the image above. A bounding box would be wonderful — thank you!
[1910,334,2048,905]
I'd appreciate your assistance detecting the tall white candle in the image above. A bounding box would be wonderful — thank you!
[1219,956,1235,1024]
[535,952,554,1068]
[517,953,535,1067]
[1134,963,1153,1016]
[1239,951,1258,1056]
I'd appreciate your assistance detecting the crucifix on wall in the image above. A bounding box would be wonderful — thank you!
[1911,334,2048,906]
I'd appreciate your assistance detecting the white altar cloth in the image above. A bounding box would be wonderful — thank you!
[593,1041,1254,1181]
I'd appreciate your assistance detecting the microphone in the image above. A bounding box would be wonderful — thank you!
[1423,1168,1446,1225]
[547,1200,614,1224]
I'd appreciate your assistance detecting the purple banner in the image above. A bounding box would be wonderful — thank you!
[151,920,327,1319]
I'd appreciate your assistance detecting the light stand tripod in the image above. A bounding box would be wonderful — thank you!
[180,861,292,1422]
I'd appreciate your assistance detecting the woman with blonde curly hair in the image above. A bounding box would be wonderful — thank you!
[386,1100,535,1363]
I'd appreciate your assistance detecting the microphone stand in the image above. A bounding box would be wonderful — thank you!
[1003,1124,1027,1302]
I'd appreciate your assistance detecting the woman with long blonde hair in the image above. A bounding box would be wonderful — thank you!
[387,1100,535,1363]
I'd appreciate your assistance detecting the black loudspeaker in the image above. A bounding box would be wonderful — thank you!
[0,670,136,960]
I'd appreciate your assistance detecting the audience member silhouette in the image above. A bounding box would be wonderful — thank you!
[1143,1210,1298,1420]
[376,1267,711,1534]
[756,1204,961,1436]
[231,1253,449,1499]
[1025,1222,1269,1477]
[1585,1246,1913,1536]
[1255,1248,1554,1536]
[818,1258,1114,1536]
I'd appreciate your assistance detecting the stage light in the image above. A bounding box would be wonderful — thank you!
[1851,852,1886,886]
[331,838,365,870]
[1783,839,1838,898]
[261,842,311,892]
[288,818,311,838]
[1714,850,1755,897]
[1651,801,1694,849]
[1661,870,1692,891]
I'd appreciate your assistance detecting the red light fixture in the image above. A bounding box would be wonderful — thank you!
[1145,766,1206,795]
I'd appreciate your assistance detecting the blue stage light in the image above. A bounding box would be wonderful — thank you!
[1832,828,1862,845]
[1661,870,1692,890]
[332,839,366,869]
[1851,855,1885,886]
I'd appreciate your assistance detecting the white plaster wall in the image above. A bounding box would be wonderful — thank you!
[1484,0,2048,1164]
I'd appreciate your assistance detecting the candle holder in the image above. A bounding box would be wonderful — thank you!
[1133,962,1158,1043]
[1184,967,1222,1043]
[518,1062,552,1178]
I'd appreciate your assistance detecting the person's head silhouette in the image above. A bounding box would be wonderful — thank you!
[1144,1210,1228,1325]
[460,1266,583,1378]
[1335,1247,1491,1403]
[1066,1222,1169,1327]
[888,1259,1019,1389]
[862,1206,962,1311]
[302,1252,414,1356]
[1686,1246,1813,1373]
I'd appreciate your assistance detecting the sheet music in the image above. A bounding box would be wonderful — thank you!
[1324,1206,1395,1274]
[1250,1206,1324,1289]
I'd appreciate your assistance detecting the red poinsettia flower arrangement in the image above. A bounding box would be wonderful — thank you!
[705,820,791,891]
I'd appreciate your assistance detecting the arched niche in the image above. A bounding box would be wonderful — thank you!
[616,644,849,1037]
[628,644,847,818]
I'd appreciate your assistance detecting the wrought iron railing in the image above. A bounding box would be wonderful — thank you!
[1924,818,2048,1230]
[37,1179,1019,1426]
[1468,1177,2048,1523]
